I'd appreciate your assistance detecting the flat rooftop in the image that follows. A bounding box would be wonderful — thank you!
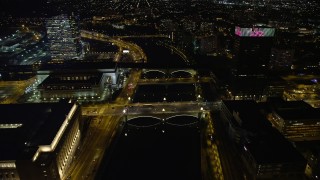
[0,102,74,160]
[268,98,320,121]
[245,127,306,164]
[222,100,271,132]
[39,73,103,89]
[276,108,320,121]
[222,100,306,164]
[230,75,268,94]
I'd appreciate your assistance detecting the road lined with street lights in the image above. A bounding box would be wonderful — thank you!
[204,112,224,180]
[81,30,147,62]
[65,115,121,180]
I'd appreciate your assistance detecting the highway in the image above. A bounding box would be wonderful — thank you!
[81,30,147,62]
[214,113,250,180]
[64,114,122,180]
[202,112,224,180]
[113,34,169,39]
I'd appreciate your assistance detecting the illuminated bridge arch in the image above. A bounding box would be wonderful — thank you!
[166,114,199,120]
[170,70,194,78]
[142,70,166,78]
[165,114,199,127]
[165,113,199,126]
[126,116,163,128]
[125,113,200,127]
[143,69,166,74]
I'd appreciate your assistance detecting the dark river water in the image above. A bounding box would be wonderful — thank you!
[124,37,188,67]
[98,116,201,180]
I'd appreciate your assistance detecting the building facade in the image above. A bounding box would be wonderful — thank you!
[234,25,275,73]
[36,67,120,102]
[267,99,320,141]
[0,101,82,180]
[46,14,81,62]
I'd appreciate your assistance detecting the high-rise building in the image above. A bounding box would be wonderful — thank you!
[234,25,275,73]
[46,14,81,62]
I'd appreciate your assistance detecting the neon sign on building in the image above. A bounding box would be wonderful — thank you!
[235,26,275,37]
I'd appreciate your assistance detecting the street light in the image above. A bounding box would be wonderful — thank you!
[123,108,128,123]
[199,107,204,119]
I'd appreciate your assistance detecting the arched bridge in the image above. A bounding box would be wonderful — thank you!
[142,69,196,79]
[124,113,201,128]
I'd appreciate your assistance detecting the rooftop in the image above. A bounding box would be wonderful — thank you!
[0,102,75,160]
[222,100,306,164]
[39,73,103,88]
[222,100,271,132]
[268,98,320,120]
[245,127,306,164]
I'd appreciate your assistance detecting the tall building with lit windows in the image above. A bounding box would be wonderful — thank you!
[46,14,81,62]
[0,101,82,179]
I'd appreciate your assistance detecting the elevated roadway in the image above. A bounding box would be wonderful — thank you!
[81,30,147,62]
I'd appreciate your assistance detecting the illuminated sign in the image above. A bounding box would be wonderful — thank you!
[235,26,275,37]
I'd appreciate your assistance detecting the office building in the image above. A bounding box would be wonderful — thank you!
[0,101,82,179]
[228,73,268,101]
[46,14,81,62]
[37,66,119,102]
[226,72,286,102]
[267,98,320,141]
[234,25,275,73]
[221,100,306,179]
